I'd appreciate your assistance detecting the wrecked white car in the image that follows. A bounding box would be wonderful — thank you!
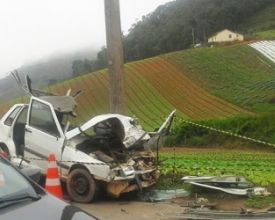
[0,72,176,203]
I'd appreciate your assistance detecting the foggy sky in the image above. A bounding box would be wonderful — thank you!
[0,0,171,78]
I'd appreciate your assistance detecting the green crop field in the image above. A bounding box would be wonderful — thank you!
[158,149,275,187]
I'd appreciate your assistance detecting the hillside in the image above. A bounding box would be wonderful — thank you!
[122,0,275,64]
[167,43,275,112]
[2,42,275,130]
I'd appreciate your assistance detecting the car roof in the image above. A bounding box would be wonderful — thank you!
[11,71,80,114]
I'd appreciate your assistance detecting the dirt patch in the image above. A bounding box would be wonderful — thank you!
[75,194,270,220]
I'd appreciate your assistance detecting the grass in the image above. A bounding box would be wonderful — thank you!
[255,29,275,38]
[167,113,275,149]
[246,196,275,209]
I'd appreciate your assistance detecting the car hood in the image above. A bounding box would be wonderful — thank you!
[0,194,99,220]
[65,114,151,148]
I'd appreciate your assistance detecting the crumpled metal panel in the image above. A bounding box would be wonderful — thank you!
[159,208,275,219]
[182,175,271,197]
[182,175,255,188]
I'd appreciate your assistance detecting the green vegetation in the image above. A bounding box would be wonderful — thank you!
[241,3,275,32]
[167,113,275,148]
[0,49,256,130]
[158,150,275,186]
[255,30,275,38]
[123,0,275,62]
[246,196,275,209]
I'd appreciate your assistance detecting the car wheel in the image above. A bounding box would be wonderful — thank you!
[66,168,100,203]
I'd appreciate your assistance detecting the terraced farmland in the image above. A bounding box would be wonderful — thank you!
[131,57,251,120]
[0,47,256,130]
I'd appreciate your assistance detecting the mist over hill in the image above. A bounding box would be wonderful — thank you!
[0,47,98,103]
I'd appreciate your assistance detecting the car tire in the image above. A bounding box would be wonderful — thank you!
[66,168,100,203]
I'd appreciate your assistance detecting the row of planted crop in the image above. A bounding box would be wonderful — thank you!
[159,151,275,160]
[158,150,275,186]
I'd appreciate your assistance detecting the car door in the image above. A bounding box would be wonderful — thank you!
[24,97,66,173]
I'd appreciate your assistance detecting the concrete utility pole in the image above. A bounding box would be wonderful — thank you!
[104,0,126,114]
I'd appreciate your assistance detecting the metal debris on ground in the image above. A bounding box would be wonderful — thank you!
[159,208,275,219]
[180,197,216,209]
[181,175,271,197]
[156,176,273,219]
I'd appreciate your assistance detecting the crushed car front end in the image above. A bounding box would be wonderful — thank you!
[102,149,160,197]
[65,111,175,197]
[63,141,159,198]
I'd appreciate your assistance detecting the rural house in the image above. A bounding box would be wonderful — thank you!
[208,29,244,43]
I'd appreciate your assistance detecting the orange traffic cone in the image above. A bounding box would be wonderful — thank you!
[0,170,5,186]
[45,154,63,199]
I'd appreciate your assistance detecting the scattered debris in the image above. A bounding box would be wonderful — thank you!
[157,175,274,219]
[159,208,275,219]
[181,175,271,197]
[180,197,216,209]
[137,189,189,202]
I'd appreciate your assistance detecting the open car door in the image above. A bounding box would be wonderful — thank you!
[24,97,66,172]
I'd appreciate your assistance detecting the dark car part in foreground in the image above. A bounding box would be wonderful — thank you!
[0,155,99,220]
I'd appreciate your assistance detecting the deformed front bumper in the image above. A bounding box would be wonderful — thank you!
[105,169,160,198]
